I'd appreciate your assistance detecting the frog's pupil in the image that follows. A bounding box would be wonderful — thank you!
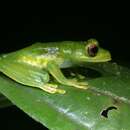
[88,44,98,57]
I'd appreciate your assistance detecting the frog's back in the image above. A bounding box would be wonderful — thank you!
[0,41,83,69]
[3,41,82,59]
[2,41,78,55]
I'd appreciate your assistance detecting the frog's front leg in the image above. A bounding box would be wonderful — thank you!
[47,62,88,90]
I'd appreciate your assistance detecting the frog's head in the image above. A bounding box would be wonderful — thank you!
[75,39,111,63]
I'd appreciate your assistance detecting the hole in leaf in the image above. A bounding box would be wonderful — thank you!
[101,106,117,118]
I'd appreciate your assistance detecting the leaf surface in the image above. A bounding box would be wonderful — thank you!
[0,62,130,130]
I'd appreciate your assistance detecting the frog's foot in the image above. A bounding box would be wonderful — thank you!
[68,79,89,90]
[40,83,66,94]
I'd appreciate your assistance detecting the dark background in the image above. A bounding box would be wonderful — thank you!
[0,15,130,62]
[0,15,130,130]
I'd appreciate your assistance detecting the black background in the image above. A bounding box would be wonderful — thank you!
[0,15,130,62]
[0,14,130,130]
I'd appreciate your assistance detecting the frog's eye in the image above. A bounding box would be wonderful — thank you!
[87,44,98,57]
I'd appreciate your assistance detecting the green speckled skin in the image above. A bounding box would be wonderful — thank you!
[0,39,111,94]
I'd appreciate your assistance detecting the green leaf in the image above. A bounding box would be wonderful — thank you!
[0,62,130,130]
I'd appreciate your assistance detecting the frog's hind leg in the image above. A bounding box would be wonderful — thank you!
[0,62,65,94]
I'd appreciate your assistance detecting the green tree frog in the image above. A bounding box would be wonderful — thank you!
[0,39,111,94]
